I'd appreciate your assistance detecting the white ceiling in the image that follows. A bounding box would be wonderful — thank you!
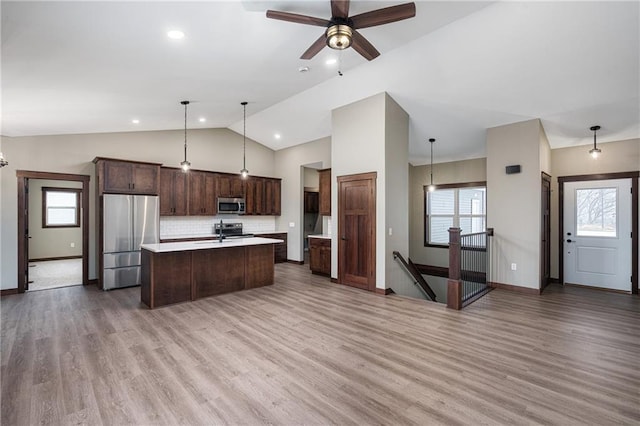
[2,1,639,165]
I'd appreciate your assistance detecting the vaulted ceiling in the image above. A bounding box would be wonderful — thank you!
[2,1,638,164]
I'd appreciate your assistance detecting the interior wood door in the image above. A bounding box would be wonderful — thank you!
[338,172,376,291]
[24,178,31,291]
[541,173,551,291]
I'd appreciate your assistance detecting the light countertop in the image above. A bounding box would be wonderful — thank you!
[142,237,284,253]
[308,234,331,239]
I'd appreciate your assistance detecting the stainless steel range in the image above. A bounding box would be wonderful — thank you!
[214,222,254,239]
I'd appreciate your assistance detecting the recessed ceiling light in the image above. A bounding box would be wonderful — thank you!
[132,119,140,124]
[274,133,281,139]
[167,30,185,40]
[199,117,206,123]
[325,58,337,65]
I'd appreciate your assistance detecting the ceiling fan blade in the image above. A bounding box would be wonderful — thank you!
[350,2,416,29]
[266,10,331,27]
[301,34,327,60]
[331,0,350,19]
[351,31,380,61]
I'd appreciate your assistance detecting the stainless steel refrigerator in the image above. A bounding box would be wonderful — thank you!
[103,194,159,290]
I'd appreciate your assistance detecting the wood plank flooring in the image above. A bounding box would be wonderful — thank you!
[2,262,639,425]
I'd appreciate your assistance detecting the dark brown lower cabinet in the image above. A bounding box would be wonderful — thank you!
[141,244,276,308]
[141,250,191,309]
[309,237,331,276]
[192,247,245,299]
[259,233,287,263]
[245,244,275,289]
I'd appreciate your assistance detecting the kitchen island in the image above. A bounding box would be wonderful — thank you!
[140,237,283,309]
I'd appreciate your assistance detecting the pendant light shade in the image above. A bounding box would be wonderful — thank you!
[588,125,601,159]
[240,101,249,179]
[427,138,436,192]
[180,100,191,172]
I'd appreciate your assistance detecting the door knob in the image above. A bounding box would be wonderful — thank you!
[341,236,346,240]
[566,239,572,243]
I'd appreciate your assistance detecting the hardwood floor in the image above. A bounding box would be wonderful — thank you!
[2,262,639,425]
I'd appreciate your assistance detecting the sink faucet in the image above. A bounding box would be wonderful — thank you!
[219,219,224,243]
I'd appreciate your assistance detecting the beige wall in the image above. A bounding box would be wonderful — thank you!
[332,92,415,294]
[1,128,275,289]
[332,93,386,281]
[274,137,331,262]
[28,179,83,260]
[550,138,640,279]
[409,158,487,267]
[487,119,544,289]
[303,167,319,188]
[383,94,419,298]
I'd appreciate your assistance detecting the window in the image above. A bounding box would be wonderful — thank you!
[575,187,617,237]
[425,182,486,246]
[43,187,81,228]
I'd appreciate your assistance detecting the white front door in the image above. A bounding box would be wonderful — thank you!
[563,179,632,291]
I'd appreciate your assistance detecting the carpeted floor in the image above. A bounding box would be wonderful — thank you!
[28,258,82,291]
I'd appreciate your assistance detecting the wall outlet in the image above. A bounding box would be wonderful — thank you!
[289,222,295,228]
[70,242,75,248]
[388,227,393,236]
[511,263,517,271]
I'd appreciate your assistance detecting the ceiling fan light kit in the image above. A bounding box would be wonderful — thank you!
[326,25,352,49]
[266,0,416,61]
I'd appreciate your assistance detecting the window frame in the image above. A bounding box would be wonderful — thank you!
[424,181,487,248]
[42,187,82,228]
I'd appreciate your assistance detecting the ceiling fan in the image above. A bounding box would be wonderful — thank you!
[266,0,416,61]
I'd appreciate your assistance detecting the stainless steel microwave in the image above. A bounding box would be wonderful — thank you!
[217,197,245,214]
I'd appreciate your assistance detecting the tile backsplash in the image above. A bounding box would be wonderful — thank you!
[160,215,277,238]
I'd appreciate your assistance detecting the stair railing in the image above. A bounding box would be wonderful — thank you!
[447,227,493,309]
[393,251,437,302]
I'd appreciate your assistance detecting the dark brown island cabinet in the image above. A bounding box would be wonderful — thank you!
[141,239,281,309]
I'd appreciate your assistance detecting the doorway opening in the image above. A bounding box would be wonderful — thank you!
[558,171,638,294]
[17,171,90,293]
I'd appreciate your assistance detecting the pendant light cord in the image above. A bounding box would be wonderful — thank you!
[184,102,188,162]
[240,101,248,177]
[430,139,433,186]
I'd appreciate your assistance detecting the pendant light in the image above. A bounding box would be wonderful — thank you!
[180,100,191,172]
[427,138,436,192]
[588,125,601,159]
[240,101,249,179]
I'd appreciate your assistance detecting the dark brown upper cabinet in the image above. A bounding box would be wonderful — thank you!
[94,157,161,195]
[188,171,217,216]
[304,191,319,213]
[318,168,331,216]
[159,167,188,216]
[216,173,245,198]
[245,176,281,216]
